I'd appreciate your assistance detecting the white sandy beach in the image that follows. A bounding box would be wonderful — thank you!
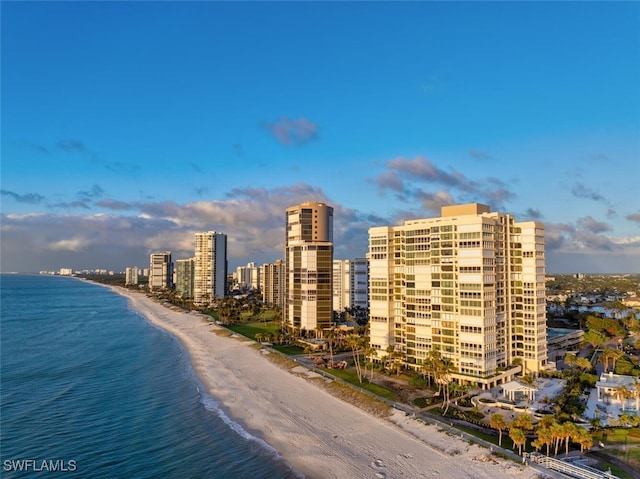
[114,287,542,479]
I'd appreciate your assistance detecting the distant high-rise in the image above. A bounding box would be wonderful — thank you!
[149,252,172,291]
[194,231,227,305]
[368,203,547,388]
[175,258,195,299]
[125,266,139,286]
[236,262,260,291]
[333,258,369,313]
[285,202,333,334]
[261,259,286,309]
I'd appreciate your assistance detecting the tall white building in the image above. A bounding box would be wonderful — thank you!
[236,262,260,290]
[194,231,227,305]
[149,252,172,291]
[261,259,286,309]
[285,202,333,334]
[175,258,195,299]
[333,258,369,313]
[125,267,139,285]
[368,203,547,389]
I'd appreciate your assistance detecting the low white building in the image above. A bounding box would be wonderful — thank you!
[595,372,639,410]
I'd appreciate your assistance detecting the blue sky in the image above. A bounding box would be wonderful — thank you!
[2,1,639,273]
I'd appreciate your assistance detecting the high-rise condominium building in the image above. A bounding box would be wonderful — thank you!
[149,252,172,291]
[285,202,333,333]
[368,203,547,389]
[261,259,286,309]
[175,258,195,299]
[125,266,139,285]
[333,258,369,313]
[194,231,227,305]
[236,262,260,290]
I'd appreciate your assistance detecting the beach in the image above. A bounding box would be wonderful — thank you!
[114,287,541,479]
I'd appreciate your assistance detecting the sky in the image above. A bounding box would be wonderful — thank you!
[1,1,639,274]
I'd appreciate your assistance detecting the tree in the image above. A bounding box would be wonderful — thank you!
[575,427,593,455]
[216,297,241,324]
[536,425,554,456]
[575,357,592,372]
[601,348,618,372]
[434,356,455,414]
[583,330,606,350]
[551,422,564,456]
[490,413,507,447]
[348,334,365,383]
[613,385,632,408]
[509,426,527,456]
[326,327,336,368]
[391,348,404,377]
[384,345,395,373]
[512,413,534,433]
[365,343,377,382]
[561,422,579,457]
[564,353,578,369]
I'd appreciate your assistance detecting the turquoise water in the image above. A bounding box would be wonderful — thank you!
[0,274,298,478]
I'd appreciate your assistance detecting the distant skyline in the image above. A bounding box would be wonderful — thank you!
[2,2,639,274]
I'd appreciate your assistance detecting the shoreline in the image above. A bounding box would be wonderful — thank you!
[108,286,540,479]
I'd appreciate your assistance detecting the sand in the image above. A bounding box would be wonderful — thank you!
[113,288,543,479]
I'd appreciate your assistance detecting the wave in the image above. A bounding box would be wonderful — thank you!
[192,370,304,478]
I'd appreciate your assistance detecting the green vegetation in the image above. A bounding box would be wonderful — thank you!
[592,428,640,446]
[546,274,640,296]
[226,321,281,341]
[320,367,397,401]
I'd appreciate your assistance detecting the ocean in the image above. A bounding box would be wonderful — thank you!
[0,274,298,478]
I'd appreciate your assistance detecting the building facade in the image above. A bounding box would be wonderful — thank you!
[175,258,195,299]
[333,258,369,314]
[236,262,260,291]
[149,252,172,291]
[261,259,286,309]
[368,203,547,389]
[194,231,227,305]
[125,267,139,285]
[285,202,334,334]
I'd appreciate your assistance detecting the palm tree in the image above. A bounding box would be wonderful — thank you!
[509,426,527,456]
[561,422,579,457]
[610,348,623,372]
[348,334,365,383]
[391,348,404,377]
[613,385,629,406]
[575,357,592,372]
[551,422,564,456]
[575,427,593,455]
[385,345,395,373]
[326,327,336,368]
[365,343,377,382]
[531,439,543,453]
[489,413,507,447]
[564,353,578,369]
[512,413,534,433]
[600,347,616,372]
[583,330,606,350]
[536,425,554,456]
[436,356,455,414]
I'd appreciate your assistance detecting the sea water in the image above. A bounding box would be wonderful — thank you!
[0,274,298,478]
